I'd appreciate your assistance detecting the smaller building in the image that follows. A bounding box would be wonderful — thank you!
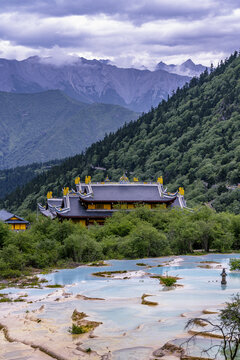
[0,209,29,231]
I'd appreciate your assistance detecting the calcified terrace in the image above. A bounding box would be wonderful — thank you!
[0,254,239,360]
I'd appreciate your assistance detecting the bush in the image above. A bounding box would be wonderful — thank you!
[69,323,88,334]
[0,222,11,248]
[0,269,21,279]
[159,276,177,287]
[0,297,12,302]
[63,231,103,263]
[230,258,240,271]
[119,223,170,258]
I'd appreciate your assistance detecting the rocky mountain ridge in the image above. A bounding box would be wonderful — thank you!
[155,59,209,77]
[0,56,192,112]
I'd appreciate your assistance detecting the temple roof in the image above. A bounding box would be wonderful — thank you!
[57,196,113,218]
[0,209,29,224]
[0,209,13,221]
[171,196,186,208]
[47,198,64,208]
[79,184,176,203]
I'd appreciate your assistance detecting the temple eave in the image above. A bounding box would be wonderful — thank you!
[56,214,110,219]
[79,198,177,204]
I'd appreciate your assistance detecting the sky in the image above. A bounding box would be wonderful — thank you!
[0,0,239,69]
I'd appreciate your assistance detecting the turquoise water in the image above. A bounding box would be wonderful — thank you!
[1,254,240,359]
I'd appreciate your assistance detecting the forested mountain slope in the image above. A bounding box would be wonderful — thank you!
[0,160,61,199]
[0,90,138,169]
[2,52,240,214]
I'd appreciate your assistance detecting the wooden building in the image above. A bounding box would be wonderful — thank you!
[0,209,29,230]
[38,176,186,226]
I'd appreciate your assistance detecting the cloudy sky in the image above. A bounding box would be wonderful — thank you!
[0,0,239,69]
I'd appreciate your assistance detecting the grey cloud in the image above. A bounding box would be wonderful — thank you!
[0,0,240,22]
[0,0,239,68]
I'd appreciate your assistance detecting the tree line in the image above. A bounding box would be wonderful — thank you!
[0,207,239,279]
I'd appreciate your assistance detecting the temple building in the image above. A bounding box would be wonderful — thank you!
[0,209,29,230]
[38,176,186,226]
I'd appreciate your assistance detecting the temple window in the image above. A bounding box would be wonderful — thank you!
[88,204,96,209]
[103,204,111,210]
[96,204,104,209]
[127,204,135,209]
[120,204,127,209]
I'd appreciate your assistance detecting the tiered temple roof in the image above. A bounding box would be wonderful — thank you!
[78,184,175,203]
[38,177,186,226]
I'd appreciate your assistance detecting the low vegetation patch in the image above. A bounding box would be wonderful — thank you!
[229,258,240,271]
[88,261,108,266]
[188,329,223,339]
[72,309,87,321]
[202,309,218,315]
[198,264,211,269]
[141,293,158,306]
[153,342,184,358]
[69,309,102,335]
[0,269,22,279]
[69,323,89,334]
[0,293,8,298]
[160,276,177,287]
[46,284,63,288]
[136,263,148,266]
[0,297,11,302]
[75,294,105,301]
[192,319,208,327]
[19,276,46,288]
[92,270,128,277]
[151,275,180,287]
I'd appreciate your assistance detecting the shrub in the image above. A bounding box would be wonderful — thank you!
[0,269,21,279]
[0,297,12,302]
[230,258,240,271]
[69,323,88,334]
[159,276,177,287]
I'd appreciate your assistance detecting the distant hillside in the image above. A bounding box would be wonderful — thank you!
[0,56,190,112]
[0,90,138,169]
[1,52,240,214]
[0,160,61,199]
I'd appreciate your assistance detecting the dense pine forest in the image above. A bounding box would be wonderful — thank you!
[0,160,61,199]
[1,51,240,214]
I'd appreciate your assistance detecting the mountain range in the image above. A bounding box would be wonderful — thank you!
[155,59,208,77]
[0,90,138,169]
[0,56,194,112]
[0,56,207,171]
[2,51,239,214]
